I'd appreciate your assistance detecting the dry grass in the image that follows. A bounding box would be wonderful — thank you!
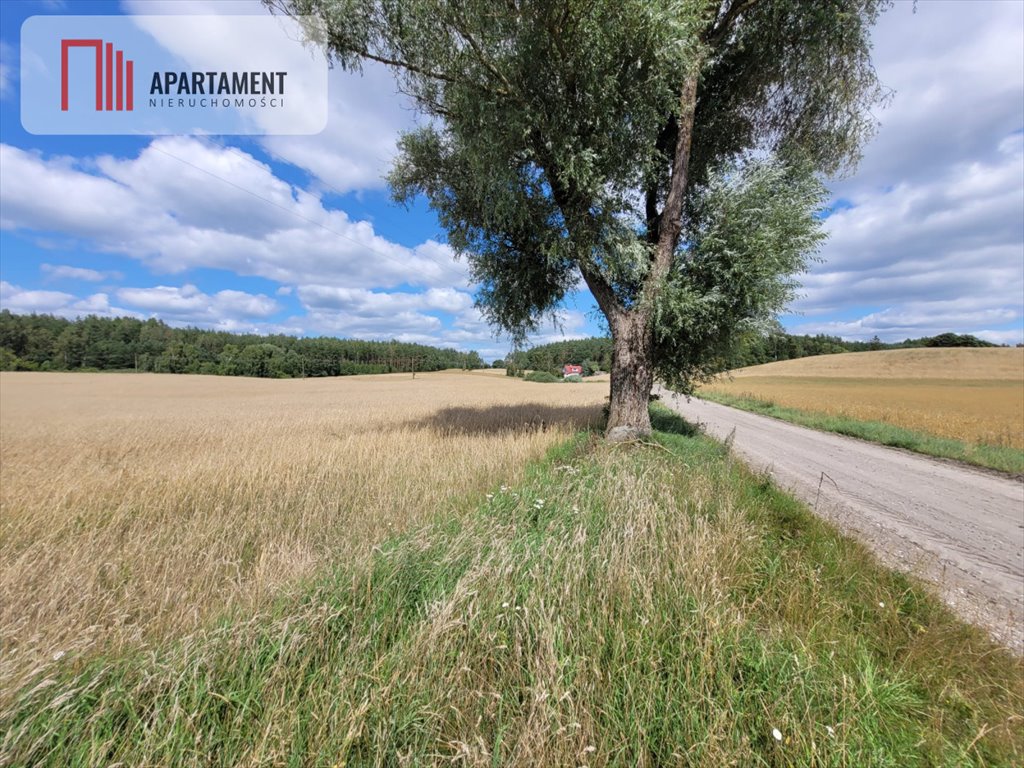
[3,407,1021,766]
[0,371,606,698]
[704,349,1024,449]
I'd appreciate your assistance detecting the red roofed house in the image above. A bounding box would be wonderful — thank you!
[563,364,583,378]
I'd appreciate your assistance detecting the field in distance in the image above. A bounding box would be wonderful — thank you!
[0,370,607,698]
[701,348,1024,451]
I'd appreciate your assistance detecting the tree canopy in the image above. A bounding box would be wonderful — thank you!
[271,0,891,434]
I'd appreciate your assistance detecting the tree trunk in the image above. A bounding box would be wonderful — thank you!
[605,308,655,440]
[600,70,699,441]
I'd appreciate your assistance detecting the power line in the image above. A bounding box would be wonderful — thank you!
[201,134,399,200]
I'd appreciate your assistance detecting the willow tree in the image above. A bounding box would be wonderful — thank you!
[270,0,889,438]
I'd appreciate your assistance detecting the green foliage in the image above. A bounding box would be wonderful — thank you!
[503,349,530,377]
[523,370,561,383]
[654,158,828,393]
[524,337,613,373]
[0,310,481,379]
[274,0,891,394]
[924,333,997,348]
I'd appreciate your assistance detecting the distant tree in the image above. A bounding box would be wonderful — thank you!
[492,359,506,368]
[924,333,996,348]
[272,0,890,437]
[0,347,20,371]
[0,312,480,378]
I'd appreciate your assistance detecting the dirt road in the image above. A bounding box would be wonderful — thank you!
[659,391,1024,653]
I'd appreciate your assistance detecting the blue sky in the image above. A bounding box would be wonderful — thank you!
[1,0,1022,360]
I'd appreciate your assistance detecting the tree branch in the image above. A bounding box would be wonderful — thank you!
[535,139,623,320]
[447,10,515,97]
[703,0,763,47]
[578,261,621,322]
[644,183,661,246]
[264,0,492,91]
[645,69,701,295]
[351,47,460,85]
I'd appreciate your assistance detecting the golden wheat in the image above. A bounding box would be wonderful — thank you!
[726,347,1024,380]
[0,371,606,695]
[703,349,1024,448]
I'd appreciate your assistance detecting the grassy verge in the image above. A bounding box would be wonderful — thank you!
[3,406,1021,766]
[699,390,1024,475]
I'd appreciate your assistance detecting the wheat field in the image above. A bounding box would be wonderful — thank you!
[0,371,606,697]
[3,372,1022,766]
[703,348,1024,448]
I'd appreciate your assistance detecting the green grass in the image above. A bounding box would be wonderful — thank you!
[3,405,1021,766]
[523,370,564,383]
[699,390,1024,475]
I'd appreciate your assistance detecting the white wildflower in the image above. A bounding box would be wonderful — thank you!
[52,651,65,661]
[772,728,782,742]
[826,725,836,737]
[878,601,885,608]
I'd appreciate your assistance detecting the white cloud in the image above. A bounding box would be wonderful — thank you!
[795,1,1024,342]
[0,42,13,100]
[303,308,443,340]
[41,264,123,282]
[0,281,135,319]
[791,296,1022,345]
[0,281,74,313]
[261,60,413,194]
[0,140,469,291]
[0,279,287,331]
[116,284,280,320]
[296,285,473,314]
[973,329,1024,346]
[122,0,411,193]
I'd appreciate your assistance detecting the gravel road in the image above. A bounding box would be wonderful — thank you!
[658,390,1024,653]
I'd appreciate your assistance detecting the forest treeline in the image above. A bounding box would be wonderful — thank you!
[516,329,1000,376]
[0,310,1001,379]
[0,311,484,377]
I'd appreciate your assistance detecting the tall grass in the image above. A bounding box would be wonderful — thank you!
[2,405,1021,766]
[0,372,606,701]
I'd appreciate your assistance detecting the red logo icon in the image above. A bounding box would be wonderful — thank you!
[61,39,134,111]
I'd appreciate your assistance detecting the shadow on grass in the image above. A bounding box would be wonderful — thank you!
[649,402,702,437]
[406,403,605,436]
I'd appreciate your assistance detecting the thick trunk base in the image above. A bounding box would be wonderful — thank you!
[605,312,654,440]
